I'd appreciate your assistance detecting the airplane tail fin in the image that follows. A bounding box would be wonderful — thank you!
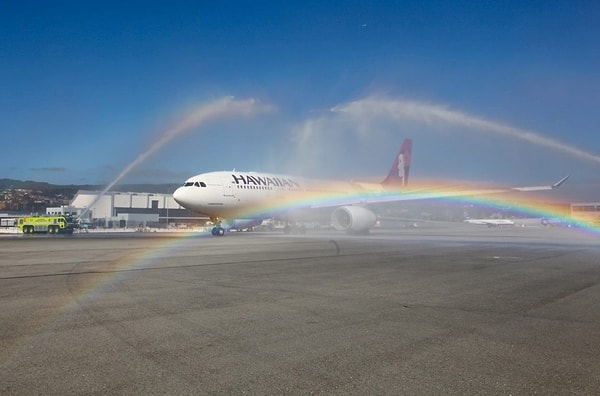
[382,138,412,188]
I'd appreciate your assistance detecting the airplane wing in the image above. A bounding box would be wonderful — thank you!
[308,175,569,209]
[510,175,569,191]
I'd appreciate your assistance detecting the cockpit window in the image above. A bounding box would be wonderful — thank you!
[184,181,207,187]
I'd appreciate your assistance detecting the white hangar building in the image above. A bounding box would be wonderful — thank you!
[70,190,206,228]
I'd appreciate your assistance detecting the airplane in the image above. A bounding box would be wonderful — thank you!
[172,139,569,236]
[463,218,516,226]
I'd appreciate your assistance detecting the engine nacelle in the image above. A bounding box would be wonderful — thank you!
[331,206,376,233]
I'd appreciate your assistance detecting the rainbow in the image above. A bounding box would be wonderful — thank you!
[209,178,600,238]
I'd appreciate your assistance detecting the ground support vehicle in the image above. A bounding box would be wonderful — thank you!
[17,215,77,234]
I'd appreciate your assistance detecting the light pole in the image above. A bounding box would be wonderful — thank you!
[165,189,170,229]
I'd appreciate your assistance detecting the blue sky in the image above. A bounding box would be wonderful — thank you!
[1,1,599,197]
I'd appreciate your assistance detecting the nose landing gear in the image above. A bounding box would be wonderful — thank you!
[211,226,225,236]
[210,218,226,236]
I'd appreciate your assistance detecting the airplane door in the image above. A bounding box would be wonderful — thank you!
[222,178,235,197]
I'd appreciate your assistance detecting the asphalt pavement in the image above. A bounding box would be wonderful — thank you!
[1,225,599,394]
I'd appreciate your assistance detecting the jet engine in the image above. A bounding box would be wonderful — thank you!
[331,206,377,234]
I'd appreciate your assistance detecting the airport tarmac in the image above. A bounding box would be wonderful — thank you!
[1,225,599,394]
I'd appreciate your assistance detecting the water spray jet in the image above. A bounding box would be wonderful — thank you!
[331,96,600,165]
[78,96,272,221]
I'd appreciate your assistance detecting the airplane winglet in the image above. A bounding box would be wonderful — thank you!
[552,175,569,189]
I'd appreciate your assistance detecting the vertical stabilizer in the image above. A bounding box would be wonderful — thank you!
[382,138,412,187]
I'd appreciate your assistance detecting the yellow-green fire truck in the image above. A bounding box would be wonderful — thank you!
[17,215,77,234]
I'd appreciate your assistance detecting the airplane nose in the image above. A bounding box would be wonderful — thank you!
[172,187,186,206]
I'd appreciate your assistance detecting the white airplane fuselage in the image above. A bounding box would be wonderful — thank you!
[173,171,386,221]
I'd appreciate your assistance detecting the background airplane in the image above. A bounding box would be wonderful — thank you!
[463,218,516,226]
